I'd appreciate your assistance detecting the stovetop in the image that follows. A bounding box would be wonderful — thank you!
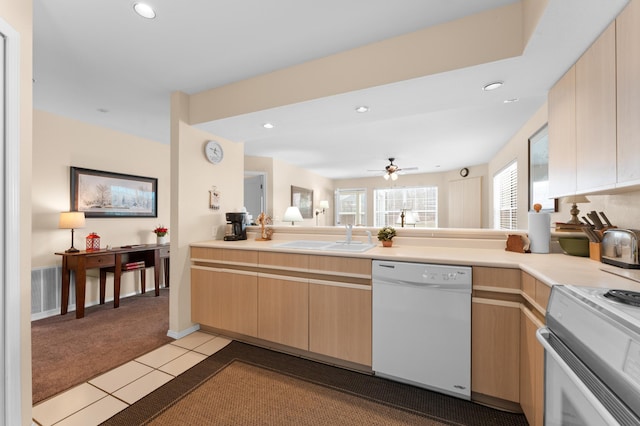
[566,285,640,328]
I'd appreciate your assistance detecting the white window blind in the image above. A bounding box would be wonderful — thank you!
[373,186,438,228]
[334,188,366,226]
[493,161,518,229]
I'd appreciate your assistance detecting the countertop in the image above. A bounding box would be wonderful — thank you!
[191,239,640,292]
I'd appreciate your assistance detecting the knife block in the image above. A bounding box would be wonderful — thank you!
[589,242,602,261]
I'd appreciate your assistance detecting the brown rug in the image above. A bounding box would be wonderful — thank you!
[149,361,441,425]
[31,288,172,404]
[103,341,528,426]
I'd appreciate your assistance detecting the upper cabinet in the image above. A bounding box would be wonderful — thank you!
[575,22,617,193]
[549,3,640,197]
[548,66,577,197]
[616,0,640,187]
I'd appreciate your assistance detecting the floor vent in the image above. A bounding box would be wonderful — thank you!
[31,266,75,321]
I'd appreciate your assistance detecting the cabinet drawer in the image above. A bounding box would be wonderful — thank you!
[191,247,258,264]
[473,267,521,290]
[85,254,115,268]
[159,247,170,258]
[259,252,308,270]
[308,255,371,278]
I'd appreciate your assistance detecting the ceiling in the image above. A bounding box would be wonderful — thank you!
[33,0,628,180]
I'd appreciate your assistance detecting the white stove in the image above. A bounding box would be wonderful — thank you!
[538,285,640,425]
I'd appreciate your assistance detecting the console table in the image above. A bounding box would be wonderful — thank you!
[55,244,169,319]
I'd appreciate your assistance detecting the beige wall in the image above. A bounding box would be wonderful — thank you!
[170,92,245,335]
[32,110,170,303]
[1,0,35,422]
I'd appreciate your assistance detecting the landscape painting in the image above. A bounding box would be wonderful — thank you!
[70,167,158,218]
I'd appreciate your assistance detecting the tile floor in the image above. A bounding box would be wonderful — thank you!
[32,331,231,426]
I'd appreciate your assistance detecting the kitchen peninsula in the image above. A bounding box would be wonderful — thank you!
[190,226,640,425]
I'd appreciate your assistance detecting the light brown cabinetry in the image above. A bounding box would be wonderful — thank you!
[471,267,521,408]
[191,267,258,337]
[309,281,371,366]
[548,66,577,198]
[257,274,308,350]
[616,0,640,186]
[471,299,520,403]
[191,247,372,367]
[575,22,617,192]
[520,306,545,426]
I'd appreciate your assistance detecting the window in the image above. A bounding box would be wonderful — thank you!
[493,161,518,229]
[373,187,438,228]
[335,188,366,226]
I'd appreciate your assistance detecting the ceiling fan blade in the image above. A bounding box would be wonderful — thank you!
[399,167,419,171]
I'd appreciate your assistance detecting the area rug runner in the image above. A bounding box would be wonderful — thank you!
[32,288,171,404]
[102,341,528,426]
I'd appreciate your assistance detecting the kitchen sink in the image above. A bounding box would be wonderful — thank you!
[273,240,376,253]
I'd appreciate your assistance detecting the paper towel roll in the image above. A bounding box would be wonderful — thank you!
[529,212,550,253]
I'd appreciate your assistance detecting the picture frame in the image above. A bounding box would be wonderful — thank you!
[528,125,558,212]
[291,185,313,219]
[70,167,158,218]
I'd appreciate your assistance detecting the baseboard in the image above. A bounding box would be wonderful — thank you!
[167,323,200,340]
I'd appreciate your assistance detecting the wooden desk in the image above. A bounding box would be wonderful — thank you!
[56,244,169,319]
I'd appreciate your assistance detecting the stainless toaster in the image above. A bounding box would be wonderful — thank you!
[601,229,640,269]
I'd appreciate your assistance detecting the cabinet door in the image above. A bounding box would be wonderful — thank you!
[257,274,308,350]
[575,22,617,192]
[309,282,372,366]
[520,308,545,426]
[448,177,482,228]
[191,267,258,337]
[471,299,520,403]
[616,0,640,186]
[548,66,577,198]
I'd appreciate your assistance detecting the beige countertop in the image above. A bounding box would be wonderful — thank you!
[191,238,640,292]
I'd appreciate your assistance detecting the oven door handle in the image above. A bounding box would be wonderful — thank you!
[536,328,622,426]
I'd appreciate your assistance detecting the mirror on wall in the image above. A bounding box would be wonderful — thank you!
[528,124,557,212]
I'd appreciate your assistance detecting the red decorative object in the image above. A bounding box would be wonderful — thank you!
[86,232,100,251]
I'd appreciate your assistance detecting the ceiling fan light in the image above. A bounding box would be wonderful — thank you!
[383,173,390,181]
[391,172,398,181]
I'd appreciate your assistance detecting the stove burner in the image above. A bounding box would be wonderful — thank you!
[604,289,640,307]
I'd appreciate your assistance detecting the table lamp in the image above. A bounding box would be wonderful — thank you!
[283,206,303,226]
[59,211,86,252]
[563,195,590,225]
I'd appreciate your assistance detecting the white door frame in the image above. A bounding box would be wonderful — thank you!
[0,17,22,425]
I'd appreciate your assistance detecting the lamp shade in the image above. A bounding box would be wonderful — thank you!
[319,200,330,210]
[563,195,590,204]
[283,206,304,225]
[59,211,86,229]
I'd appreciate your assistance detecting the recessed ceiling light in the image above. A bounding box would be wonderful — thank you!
[133,3,156,19]
[504,98,519,104]
[263,123,274,129]
[482,81,503,91]
[355,106,369,113]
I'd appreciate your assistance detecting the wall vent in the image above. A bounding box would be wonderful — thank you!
[31,266,75,321]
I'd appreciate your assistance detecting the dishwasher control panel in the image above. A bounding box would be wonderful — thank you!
[373,260,472,286]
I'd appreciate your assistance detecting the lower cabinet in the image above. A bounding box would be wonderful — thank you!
[520,307,545,426]
[309,282,372,366]
[257,274,309,350]
[471,299,521,404]
[191,267,258,337]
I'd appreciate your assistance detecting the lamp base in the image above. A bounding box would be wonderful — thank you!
[567,203,582,225]
[65,247,80,253]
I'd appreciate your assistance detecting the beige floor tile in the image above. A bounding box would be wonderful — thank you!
[193,335,232,356]
[89,360,154,393]
[54,396,128,426]
[158,351,208,376]
[171,330,216,350]
[112,369,174,405]
[32,383,107,426]
[135,343,188,368]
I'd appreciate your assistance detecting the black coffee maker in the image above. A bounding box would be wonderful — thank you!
[223,212,247,241]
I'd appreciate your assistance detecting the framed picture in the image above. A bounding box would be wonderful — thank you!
[291,185,313,219]
[70,167,158,218]
[528,125,558,212]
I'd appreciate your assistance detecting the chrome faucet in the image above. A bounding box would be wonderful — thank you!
[345,224,353,244]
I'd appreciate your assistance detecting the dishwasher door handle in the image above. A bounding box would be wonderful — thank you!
[375,279,470,293]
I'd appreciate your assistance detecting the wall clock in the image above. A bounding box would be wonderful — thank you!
[204,140,224,164]
[459,167,469,177]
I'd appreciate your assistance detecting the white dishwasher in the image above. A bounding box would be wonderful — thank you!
[372,260,472,399]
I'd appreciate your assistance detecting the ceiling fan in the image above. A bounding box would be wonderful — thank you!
[369,158,418,180]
